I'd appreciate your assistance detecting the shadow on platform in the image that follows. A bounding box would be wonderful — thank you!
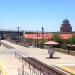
[46,57,60,59]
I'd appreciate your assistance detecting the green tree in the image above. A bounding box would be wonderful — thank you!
[53,34,63,48]
[67,34,75,44]
[53,34,63,43]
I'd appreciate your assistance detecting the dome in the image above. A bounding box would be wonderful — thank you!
[63,19,69,24]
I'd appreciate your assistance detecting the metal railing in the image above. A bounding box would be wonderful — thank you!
[14,51,61,75]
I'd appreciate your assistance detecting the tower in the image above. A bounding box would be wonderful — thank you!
[60,19,72,32]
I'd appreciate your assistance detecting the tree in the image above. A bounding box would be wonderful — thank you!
[67,34,75,44]
[53,34,63,43]
[53,34,63,48]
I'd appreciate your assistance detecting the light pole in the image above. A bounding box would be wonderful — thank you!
[42,26,44,48]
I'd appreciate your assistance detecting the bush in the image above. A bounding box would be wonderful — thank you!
[54,45,61,48]
[37,39,48,48]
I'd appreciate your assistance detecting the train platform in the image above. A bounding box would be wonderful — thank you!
[0,45,23,75]
[1,40,75,75]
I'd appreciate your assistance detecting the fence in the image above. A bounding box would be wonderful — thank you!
[14,51,61,75]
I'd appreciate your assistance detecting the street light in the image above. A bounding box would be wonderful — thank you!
[42,26,44,39]
[41,26,44,48]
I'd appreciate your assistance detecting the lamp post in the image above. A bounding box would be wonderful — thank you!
[42,26,44,48]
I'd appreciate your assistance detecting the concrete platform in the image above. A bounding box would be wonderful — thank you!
[0,45,23,75]
[2,40,75,75]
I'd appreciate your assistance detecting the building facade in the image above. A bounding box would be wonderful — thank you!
[60,19,72,32]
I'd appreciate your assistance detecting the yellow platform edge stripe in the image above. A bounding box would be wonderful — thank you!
[57,65,75,75]
[0,59,8,75]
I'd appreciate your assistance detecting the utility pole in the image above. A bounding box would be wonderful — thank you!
[16,27,21,43]
[0,17,3,45]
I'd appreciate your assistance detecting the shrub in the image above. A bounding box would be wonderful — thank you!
[37,39,48,48]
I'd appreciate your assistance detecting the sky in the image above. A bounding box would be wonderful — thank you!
[0,0,75,32]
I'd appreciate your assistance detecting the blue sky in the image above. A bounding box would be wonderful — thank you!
[0,0,75,32]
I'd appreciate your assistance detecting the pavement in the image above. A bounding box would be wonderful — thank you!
[1,40,75,75]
